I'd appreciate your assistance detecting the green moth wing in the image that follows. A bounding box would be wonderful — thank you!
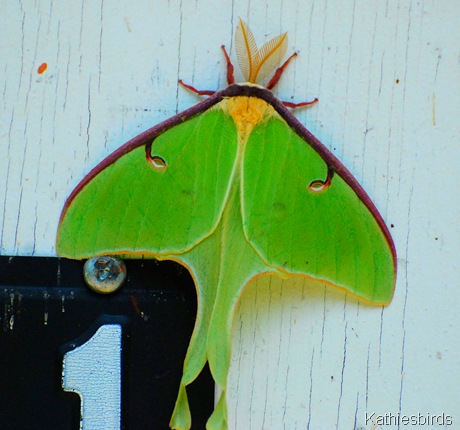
[243,110,395,304]
[58,108,238,258]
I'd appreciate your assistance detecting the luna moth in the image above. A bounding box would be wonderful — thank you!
[57,19,396,430]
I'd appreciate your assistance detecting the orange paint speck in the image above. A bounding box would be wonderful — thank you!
[37,63,48,74]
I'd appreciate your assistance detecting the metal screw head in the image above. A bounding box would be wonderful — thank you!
[83,256,127,294]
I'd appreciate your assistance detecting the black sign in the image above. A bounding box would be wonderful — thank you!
[0,256,213,429]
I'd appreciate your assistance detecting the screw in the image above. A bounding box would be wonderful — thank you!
[83,256,127,294]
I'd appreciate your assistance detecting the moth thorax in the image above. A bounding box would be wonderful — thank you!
[224,96,273,140]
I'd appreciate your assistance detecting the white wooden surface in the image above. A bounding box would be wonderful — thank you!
[1,1,459,429]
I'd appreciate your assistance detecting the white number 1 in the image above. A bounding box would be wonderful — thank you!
[62,324,122,430]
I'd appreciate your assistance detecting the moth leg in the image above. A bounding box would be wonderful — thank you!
[266,52,298,90]
[178,79,216,96]
[220,45,235,85]
[265,51,319,108]
[283,97,319,109]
